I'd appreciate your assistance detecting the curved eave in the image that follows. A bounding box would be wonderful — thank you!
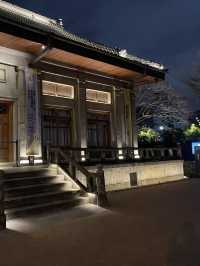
[0,16,166,80]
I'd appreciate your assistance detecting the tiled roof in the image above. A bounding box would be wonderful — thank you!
[0,0,165,72]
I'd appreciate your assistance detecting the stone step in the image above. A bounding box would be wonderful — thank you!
[4,169,56,179]
[1,165,92,220]
[4,176,61,188]
[5,182,67,198]
[5,196,87,220]
[5,190,80,209]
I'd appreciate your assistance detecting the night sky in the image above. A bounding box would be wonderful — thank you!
[10,0,200,107]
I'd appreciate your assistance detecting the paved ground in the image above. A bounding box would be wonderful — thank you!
[1,179,200,266]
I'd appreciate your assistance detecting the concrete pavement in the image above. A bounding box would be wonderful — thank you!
[1,179,200,266]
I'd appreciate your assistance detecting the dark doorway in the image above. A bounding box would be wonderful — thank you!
[87,112,111,148]
[42,108,72,147]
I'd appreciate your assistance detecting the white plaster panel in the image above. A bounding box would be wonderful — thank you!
[76,160,185,192]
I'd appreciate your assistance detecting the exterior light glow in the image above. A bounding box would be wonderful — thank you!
[34,159,43,164]
[81,151,85,156]
[81,157,86,162]
[20,160,29,165]
[134,149,140,159]
[118,150,123,155]
[118,155,124,160]
[134,150,139,156]
[134,155,140,159]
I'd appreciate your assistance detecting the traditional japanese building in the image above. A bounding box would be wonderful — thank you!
[0,1,185,224]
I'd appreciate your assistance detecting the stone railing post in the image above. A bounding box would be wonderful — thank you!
[0,170,6,230]
[168,148,174,158]
[177,145,182,159]
[160,149,165,158]
[95,165,109,207]
[195,149,200,174]
[46,142,50,165]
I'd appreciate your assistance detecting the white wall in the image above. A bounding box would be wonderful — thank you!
[0,46,42,161]
[77,160,185,192]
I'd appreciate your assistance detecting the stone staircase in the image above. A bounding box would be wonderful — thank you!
[3,165,90,219]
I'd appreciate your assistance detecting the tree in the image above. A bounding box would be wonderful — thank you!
[135,81,189,129]
[161,127,186,146]
[184,124,200,140]
[138,127,160,146]
[186,65,200,96]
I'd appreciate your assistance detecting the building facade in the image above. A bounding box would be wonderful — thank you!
[0,1,186,195]
[0,1,166,166]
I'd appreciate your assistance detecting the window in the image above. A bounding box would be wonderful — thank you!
[0,69,6,83]
[42,81,74,99]
[86,89,111,104]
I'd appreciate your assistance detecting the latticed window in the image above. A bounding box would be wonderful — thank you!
[42,81,74,99]
[42,109,72,146]
[86,89,111,104]
[87,112,111,147]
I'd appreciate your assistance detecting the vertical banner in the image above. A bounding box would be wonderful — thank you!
[25,69,41,156]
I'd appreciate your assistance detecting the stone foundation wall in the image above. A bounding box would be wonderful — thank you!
[77,160,185,192]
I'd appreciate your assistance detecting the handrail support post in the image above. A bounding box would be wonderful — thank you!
[0,170,6,230]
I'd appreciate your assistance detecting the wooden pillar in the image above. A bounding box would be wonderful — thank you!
[17,67,27,159]
[25,68,42,158]
[124,88,133,147]
[130,87,139,159]
[74,78,87,160]
[130,90,138,149]
[111,87,126,159]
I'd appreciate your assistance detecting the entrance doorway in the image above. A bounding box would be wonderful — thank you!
[87,112,111,148]
[0,102,12,162]
[42,108,72,147]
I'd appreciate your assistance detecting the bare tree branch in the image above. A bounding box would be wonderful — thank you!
[135,81,189,128]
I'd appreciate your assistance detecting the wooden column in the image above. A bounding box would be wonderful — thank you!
[74,78,87,160]
[110,87,117,147]
[25,68,42,157]
[111,87,126,149]
[124,89,133,147]
[130,90,138,149]
[17,67,27,159]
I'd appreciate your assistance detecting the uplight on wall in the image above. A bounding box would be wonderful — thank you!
[81,150,86,162]
[118,150,124,160]
[20,158,43,165]
[134,149,140,159]
[20,159,29,165]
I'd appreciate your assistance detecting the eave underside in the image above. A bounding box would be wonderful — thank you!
[0,31,163,85]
